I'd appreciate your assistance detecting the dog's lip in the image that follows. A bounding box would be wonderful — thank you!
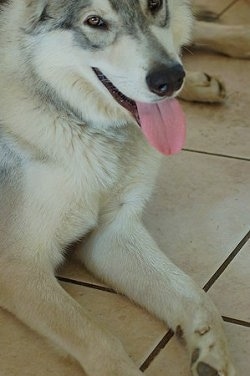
[92,68,140,125]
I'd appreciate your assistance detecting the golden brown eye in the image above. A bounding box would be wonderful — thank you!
[148,0,163,13]
[85,16,107,29]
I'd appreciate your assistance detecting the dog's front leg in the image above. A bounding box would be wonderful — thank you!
[0,257,143,376]
[78,219,236,376]
[192,21,250,59]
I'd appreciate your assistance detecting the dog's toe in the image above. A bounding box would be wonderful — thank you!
[187,310,236,376]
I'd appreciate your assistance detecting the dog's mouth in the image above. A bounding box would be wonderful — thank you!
[93,68,140,124]
[92,67,186,156]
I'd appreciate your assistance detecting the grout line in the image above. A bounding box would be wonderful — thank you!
[183,149,250,162]
[222,316,250,328]
[57,279,250,329]
[140,330,174,372]
[57,276,117,294]
[217,0,240,19]
[203,230,250,292]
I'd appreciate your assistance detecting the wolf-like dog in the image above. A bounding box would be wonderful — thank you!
[0,1,235,375]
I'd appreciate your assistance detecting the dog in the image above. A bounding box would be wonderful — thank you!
[0,1,236,375]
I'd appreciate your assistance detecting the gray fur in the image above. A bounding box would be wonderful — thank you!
[0,132,23,186]
[0,2,235,376]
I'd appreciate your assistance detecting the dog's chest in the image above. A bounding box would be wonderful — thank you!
[54,126,145,242]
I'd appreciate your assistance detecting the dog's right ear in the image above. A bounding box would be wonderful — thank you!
[23,0,48,33]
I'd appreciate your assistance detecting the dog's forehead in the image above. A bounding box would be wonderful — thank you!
[91,0,147,30]
[108,0,142,12]
[47,0,161,24]
[91,0,144,17]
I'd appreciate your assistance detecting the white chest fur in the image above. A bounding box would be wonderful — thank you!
[22,122,159,252]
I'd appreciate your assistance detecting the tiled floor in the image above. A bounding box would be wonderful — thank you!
[1,1,249,375]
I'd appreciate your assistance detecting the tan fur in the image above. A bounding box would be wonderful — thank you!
[192,21,250,59]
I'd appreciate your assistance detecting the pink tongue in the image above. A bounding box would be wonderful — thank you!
[136,99,186,155]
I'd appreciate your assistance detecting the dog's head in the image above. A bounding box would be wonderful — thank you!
[6,0,192,153]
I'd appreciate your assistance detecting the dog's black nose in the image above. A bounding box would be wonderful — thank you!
[146,63,185,97]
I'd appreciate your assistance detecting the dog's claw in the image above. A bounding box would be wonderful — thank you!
[195,326,211,336]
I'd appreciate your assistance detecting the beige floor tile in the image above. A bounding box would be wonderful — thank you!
[57,256,108,287]
[61,282,167,367]
[145,335,190,376]
[143,152,250,286]
[208,242,250,322]
[226,323,250,376]
[0,308,85,376]
[145,323,250,376]
[221,0,250,24]
[193,0,250,24]
[194,0,250,25]
[182,52,250,159]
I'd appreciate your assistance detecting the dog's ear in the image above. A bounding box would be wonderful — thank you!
[23,0,48,33]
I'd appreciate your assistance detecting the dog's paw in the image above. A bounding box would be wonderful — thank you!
[190,325,236,376]
[179,71,226,103]
[174,288,236,376]
[178,329,235,376]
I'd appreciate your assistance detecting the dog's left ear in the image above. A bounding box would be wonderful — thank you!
[23,0,48,33]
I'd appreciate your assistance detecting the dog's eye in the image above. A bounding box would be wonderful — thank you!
[148,0,163,13]
[85,16,108,29]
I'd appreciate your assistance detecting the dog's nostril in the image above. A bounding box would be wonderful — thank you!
[159,83,168,94]
[146,63,185,97]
